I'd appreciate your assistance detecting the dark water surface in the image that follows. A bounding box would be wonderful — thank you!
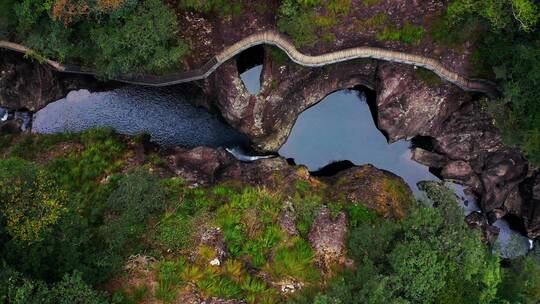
[33,86,249,148]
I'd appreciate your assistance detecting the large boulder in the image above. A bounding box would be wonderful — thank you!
[203,47,378,152]
[308,207,348,269]
[324,164,414,219]
[375,63,469,142]
[0,51,99,111]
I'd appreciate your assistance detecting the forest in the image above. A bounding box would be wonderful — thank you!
[1,0,540,303]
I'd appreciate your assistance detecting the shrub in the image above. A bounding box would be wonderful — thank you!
[179,0,242,15]
[155,259,187,302]
[0,0,15,37]
[277,0,318,47]
[0,157,67,243]
[156,212,195,251]
[91,0,189,77]
[268,237,320,282]
[298,184,503,303]
[25,19,74,63]
[447,0,539,32]
[497,256,540,303]
[0,269,108,304]
[101,168,165,251]
[377,22,425,44]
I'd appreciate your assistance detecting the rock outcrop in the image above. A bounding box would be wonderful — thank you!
[168,147,414,219]
[308,207,348,269]
[0,50,102,111]
[204,52,538,238]
[203,47,378,151]
[375,64,533,236]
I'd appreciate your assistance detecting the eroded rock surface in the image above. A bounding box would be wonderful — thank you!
[203,48,378,151]
[168,147,414,219]
[308,207,348,269]
[0,51,99,111]
[324,164,414,219]
[204,54,538,238]
[376,63,470,142]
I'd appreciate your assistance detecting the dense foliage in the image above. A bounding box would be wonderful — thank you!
[3,0,188,77]
[440,0,540,165]
[0,130,538,303]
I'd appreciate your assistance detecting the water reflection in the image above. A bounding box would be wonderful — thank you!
[32,87,249,148]
[279,89,438,194]
[240,65,263,95]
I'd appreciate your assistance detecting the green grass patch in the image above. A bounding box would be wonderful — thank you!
[377,23,425,44]
[362,0,382,6]
[356,12,389,31]
[415,67,443,86]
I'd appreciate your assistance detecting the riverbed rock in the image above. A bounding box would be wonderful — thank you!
[169,147,414,219]
[480,151,529,212]
[0,50,100,111]
[466,212,500,244]
[204,48,378,152]
[308,207,348,269]
[170,146,234,184]
[187,46,538,239]
[375,63,469,142]
[169,146,310,189]
[520,173,540,238]
[441,160,473,181]
[411,148,447,168]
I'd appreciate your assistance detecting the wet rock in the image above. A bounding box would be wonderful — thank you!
[376,63,469,142]
[503,186,523,217]
[169,146,310,190]
[169,146,234,185]
[480,151,528,212]
[520,173,540,238]
[466,212,500,244]
[308,207,348,269]
[0,119,21,134]
[0,50,99,111]
[441,160,473,181]
[411,148,447,168]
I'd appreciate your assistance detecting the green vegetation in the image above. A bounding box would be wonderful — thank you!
[415,67,443,86]
[1,130,539,303]
[277,0,352,47]
[179,0,242,15]
[91,0,189,77]
[435,0,540,165]
[362,0,381,6]
[292,182,538,304]
[3,0,188,77]
[376,22,425,44]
